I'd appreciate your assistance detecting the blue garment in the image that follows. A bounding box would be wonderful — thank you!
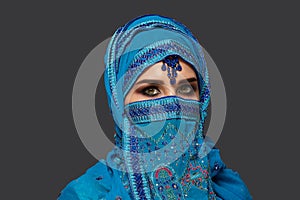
[116,96,216,199]
[59,14,252,199]
[58,148,251,200]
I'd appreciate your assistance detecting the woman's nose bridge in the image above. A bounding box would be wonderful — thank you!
[164,87,176,96]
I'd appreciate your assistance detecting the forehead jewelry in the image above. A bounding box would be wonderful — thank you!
[161,55,182,85]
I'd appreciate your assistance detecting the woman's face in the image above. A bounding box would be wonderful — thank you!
[125,59,199,104]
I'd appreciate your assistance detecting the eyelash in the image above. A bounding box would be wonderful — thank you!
[139,84,197,97]
[139,86,160,97]
[177,84,196,95]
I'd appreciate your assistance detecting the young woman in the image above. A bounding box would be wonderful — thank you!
[58,14,252,200]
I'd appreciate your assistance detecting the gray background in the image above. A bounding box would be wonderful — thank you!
[1,0,299,199]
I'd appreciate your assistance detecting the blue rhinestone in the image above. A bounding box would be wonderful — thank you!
[158,186,163,191]
[214,162,220,171]
[161,63,166,71]
[170,78,176,85]
[177,64,182,71]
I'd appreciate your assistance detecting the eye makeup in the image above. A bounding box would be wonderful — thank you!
[140,85,161,97]
[136,82,198,98]
[176,83,197,96]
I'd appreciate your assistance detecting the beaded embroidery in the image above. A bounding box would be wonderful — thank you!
[115,96,216,199]
[161,55,182,85]
[125,96,201,123]
[122,118,151,200]
[152,166,184,200]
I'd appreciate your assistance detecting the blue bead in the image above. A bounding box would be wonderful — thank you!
[158,186,163,191]
[170,78,176,85]
[177,64,182,71]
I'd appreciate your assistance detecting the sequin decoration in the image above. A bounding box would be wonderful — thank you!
[153,166,184,200]
[161,55,182,85]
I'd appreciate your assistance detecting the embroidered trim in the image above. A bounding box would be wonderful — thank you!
[123,118,152,200]
[125,96,201,123]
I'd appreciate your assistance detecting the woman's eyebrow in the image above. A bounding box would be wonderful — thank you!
[177,77,197,84]
[135,79,164,85]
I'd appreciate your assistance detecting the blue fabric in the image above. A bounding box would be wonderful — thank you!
[58,149,251,200]
[59,14,252,199]
[104,14,210,115]
[117,96,215,199]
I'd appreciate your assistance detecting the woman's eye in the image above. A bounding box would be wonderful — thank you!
[177,84,195,95]
[141,87,160,97]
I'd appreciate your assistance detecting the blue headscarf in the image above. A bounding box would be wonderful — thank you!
[104,14,210,114]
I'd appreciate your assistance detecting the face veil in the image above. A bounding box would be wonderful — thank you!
[104,15,215,200]
[121,96,212,199]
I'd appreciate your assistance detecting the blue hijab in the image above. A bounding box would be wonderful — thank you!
[58,14,252,200]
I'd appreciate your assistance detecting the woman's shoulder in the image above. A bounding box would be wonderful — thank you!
[57,160,110,199]
[58,146,134,200]
[208,148,253,200]
[58,160,131,200]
